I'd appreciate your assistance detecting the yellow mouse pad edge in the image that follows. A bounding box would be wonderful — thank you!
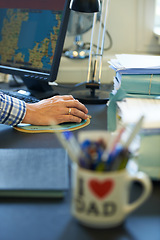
[14,118,90,133]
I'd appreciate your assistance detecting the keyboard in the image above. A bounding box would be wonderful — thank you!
[0,89,40,103]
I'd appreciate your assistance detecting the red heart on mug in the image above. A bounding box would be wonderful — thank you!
[88,179,114,199]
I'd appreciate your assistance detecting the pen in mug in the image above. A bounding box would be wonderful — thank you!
[101,127,124,163]
[57,131,91,167]
[109,116,144,170]
[102,116,144,170]
[123,115,144,149]
[56,131,79,163]
[110,126,125,152]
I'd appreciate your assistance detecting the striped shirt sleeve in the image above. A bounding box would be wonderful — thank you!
[0,92,26,126]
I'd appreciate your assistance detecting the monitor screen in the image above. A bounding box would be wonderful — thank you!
[0,0,70,98]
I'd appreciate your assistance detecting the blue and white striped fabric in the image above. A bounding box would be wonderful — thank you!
[0,92,26,126]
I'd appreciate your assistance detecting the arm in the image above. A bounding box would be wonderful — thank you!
[0,92,88,126]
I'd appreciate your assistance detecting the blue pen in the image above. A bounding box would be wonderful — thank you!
[80,139,106,171]
[63,131,81,157]
[54,129,80,164]
[79,140,94,169]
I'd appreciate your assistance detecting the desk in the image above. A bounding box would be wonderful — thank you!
[0,104,160,240]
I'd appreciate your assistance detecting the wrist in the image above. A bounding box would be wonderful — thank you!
[22,103,37,124]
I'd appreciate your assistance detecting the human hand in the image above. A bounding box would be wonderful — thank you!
[22,95,89,125]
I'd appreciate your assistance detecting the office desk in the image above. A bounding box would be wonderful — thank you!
[0,104,160,240]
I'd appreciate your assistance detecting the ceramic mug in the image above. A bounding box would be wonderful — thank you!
[71,163,152,228]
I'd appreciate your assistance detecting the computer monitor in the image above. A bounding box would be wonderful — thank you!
[0,0,70,99]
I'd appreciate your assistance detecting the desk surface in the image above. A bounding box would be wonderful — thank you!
[0,103,160,240]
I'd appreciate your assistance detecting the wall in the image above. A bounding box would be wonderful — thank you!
[56,0,160,84]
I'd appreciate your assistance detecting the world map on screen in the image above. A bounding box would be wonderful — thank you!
[0,8,62,71]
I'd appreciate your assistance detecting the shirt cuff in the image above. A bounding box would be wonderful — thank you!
[1,94,26,126]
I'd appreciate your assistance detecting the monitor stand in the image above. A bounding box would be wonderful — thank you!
[21,76,59,100]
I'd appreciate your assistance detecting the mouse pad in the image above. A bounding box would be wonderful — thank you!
[14,118,90,133]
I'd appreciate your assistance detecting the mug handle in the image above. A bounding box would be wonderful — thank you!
[125,171,152,215]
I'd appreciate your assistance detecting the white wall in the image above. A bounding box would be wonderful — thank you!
[56,0,160,84]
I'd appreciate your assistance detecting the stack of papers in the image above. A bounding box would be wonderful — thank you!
[113,73,160,95]
[108,54,160,74]
[117,98,160,131]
